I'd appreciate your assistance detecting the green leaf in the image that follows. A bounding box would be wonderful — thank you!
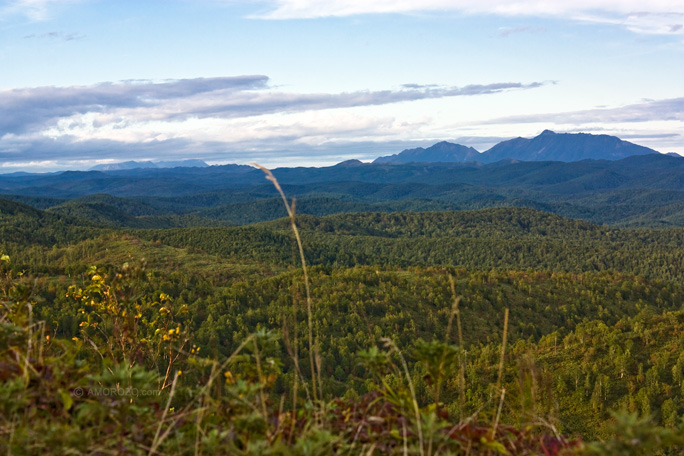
[59,388,74,412]
[480,437,509,455]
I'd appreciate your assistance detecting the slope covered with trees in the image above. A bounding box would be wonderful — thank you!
[1,191,684,454]
[4,153,684,227]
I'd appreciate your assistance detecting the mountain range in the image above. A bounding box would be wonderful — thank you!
[2,130,683,228]
[373,130,658,164]
[68,130,667,172]
[2,153,684,227]
[90,159,208,171]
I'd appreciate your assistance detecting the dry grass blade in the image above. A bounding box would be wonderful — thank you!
[495,308,509,394]
[491,307,509,440]
[252,163,319,405]
[148,335,256,455]
[381,337,425,456]
[448,275,466,421]
[148,370,179,456]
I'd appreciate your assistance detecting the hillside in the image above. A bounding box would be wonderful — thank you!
[2,161,684,455]
[135,208,684,283]
[2,200,684,453]
[4,153,684,227]
[0,197,105,248]
[47,196,228,229]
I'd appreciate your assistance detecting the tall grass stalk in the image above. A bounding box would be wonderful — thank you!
[491,307,509,440]
[148,334,256,455]
[429,276,462,413]
[253,338,269,421]
[448,275,466,421]
[149,370,179,455]
[495,307,509,392]
[382,337,425,456]
[253,164,320,406]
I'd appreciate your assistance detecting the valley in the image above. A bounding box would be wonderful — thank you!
[2,133,684,453]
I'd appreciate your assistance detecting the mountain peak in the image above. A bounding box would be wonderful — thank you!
[482,130,657,163]
[373,141,480,164]
[334,159,365,167]
[372,131,659,165]
[91,159,209,171]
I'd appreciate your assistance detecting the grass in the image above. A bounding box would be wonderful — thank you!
[17,231,279,281]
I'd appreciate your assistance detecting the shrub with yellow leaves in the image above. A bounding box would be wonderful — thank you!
[66,261,190,389]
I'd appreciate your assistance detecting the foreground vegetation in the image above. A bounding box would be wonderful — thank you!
[2,193,684,454]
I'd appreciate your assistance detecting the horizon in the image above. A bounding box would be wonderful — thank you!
[0,1,682,172]
[0,128,679,174]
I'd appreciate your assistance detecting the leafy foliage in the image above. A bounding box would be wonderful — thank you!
[2,192,684,453]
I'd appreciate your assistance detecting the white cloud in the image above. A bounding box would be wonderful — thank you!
[497,26,545,38]
[575,11,684,35]
[0,76,270,134]
[23,30,85,40]
[0,0,84,21]
[252,0,684,35]
[478,98,684,125]
[0,76,550,167]
[40,105,421,149]
[254,0,683,18]
[1,78,681,169]
[0,77,547,135]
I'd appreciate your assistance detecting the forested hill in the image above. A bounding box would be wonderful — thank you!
[0,197,105,247]
[3,183,684,452]
[2,136,684,454]
[136,208,684,283]
[2,152,682,199]
[6,199,684,283]
[3,153,684,227]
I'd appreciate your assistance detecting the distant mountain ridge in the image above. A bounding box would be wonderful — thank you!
[91,159,208,171]
[373,130,659,164]
[374,141,480,164]
[3,153,684,227]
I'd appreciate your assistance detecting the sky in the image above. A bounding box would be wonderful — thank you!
[0,0,682,172]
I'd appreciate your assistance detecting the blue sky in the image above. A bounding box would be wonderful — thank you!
[0,0,682,171]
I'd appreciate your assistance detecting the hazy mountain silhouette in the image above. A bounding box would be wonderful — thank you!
[373,141,480,164]
[373,130,658,164]
[91,159,208,171]
[483,130,656,162]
